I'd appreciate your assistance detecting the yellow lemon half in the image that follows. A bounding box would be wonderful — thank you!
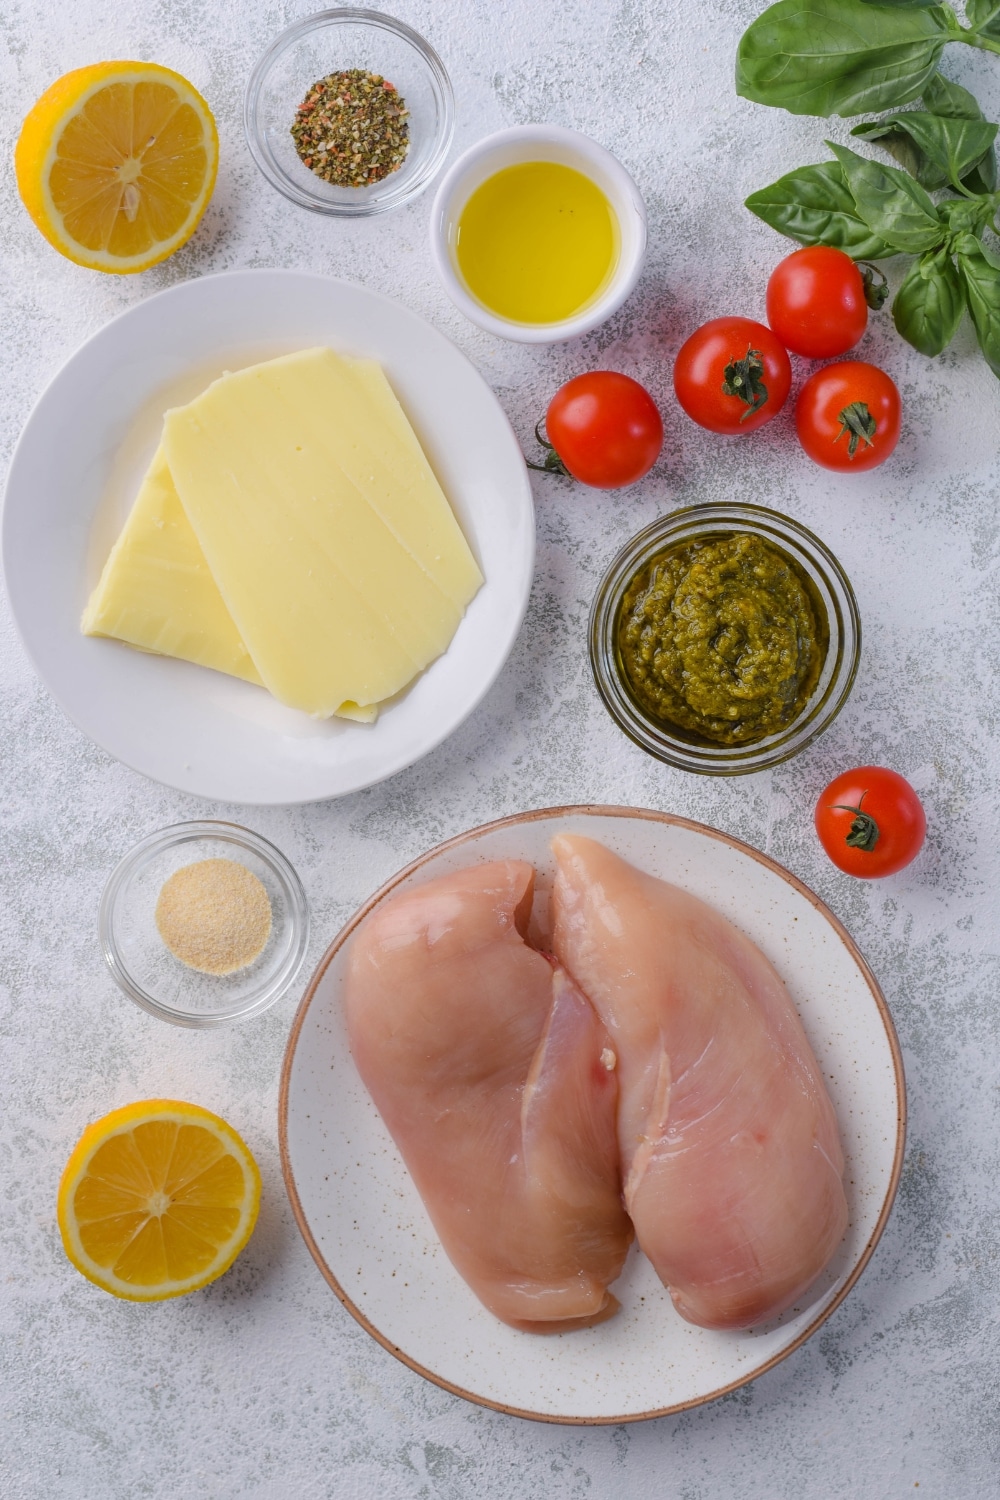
[15,61,218,274]
[57,1100,261,1300]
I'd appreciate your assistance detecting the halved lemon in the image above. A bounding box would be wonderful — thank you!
[15,61,218,274]
[57,1100,261,1300]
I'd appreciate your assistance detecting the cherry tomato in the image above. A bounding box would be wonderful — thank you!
[815,767,926,878]
[795,360,901,472]
[536,372,663,489]
[673,317,792,435]
[766,246,868,359]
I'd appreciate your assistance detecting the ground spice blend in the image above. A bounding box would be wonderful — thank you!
[290,69,410,187]
[155,859,272,976]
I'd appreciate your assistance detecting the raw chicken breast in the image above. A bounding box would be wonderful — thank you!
[551,834,848,1331]
[344,859,633,1332]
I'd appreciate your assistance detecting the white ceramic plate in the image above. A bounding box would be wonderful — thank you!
[280,806,906,1424]
[1,270,534,805]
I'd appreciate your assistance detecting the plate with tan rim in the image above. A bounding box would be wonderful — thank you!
[279,806,905,1424]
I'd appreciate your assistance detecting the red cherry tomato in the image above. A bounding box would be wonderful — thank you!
[539,372,663,488]
[815,767,926,878]
[766,246,868,359]
[795,360,901,472]
[673,317,792,434]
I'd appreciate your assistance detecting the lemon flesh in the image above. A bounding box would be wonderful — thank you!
[58,1100,261,1300]
[15,62,218,274]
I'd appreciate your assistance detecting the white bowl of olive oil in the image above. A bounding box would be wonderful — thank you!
[429,125,646,343]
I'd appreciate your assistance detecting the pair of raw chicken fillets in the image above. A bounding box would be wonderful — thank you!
[345,834,848,1333]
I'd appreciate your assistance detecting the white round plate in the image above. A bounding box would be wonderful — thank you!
[280,806,906,1424]
[1,270,534,805]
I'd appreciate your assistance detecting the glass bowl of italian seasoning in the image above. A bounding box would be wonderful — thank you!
[589,503,861,776]
[245,8,454,217]
[99,821,309,1027]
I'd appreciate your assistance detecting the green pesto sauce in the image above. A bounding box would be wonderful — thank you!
[616,532,825,746]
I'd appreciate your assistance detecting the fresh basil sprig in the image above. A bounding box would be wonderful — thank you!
[851,110,998,191]
[740,0,1000,378]
[737,0,1000,119]
[746,116,1000,375]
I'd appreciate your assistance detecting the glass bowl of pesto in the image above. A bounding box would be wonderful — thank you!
[244,9,454,217]
[589,504,861,776]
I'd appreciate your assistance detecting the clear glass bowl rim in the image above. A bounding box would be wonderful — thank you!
[588,502,862,777]
[243,7,456,218]
[99,820,310,1028]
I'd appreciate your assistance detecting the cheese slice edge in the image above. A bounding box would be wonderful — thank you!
[82,444,380,723]
[160,350,480,717]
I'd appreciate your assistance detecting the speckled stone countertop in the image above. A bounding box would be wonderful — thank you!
[2,1,998,1496]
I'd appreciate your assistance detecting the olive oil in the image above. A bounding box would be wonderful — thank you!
[455,161,618,324]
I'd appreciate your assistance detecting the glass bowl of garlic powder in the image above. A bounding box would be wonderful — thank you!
[100,821,309,1026]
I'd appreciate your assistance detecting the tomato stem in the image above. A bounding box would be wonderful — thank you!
[833,791,880,852]
[526,419,572,477]
[858,262,889,312]
[721,347,769,421]
[834,401,877,460]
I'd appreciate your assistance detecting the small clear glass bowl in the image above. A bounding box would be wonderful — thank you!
[244,8,455,217]
[589,503,861,776]
[99,821,309,1027]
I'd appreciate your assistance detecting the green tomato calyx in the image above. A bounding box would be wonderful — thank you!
[722,347,769,421]
[834,792,880,852]
[526,419,571,477]
[859,261,889,310]
[835,400,878,458]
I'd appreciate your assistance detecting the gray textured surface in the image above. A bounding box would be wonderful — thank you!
[1,1,998,1495]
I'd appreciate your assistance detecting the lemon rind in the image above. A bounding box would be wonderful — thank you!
[16,62,218,275]
[57,1100,261,1301]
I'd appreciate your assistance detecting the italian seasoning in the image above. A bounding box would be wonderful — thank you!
[290,69,409,187]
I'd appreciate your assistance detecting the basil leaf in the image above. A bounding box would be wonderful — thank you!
[892,246,965,353]
[859,0,941,7]
[744,161,900,256]
[922,72,985,119]
[937,195,997,235]
[861,263,891,307]
[851,111,997,189]
[966,0,1000,38]
[964,151,998,193]
[955,232,1000,375]
[736,0,952,118]
[826,141,945,251]
[852,118,947,188]
[922,77,1000,188]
